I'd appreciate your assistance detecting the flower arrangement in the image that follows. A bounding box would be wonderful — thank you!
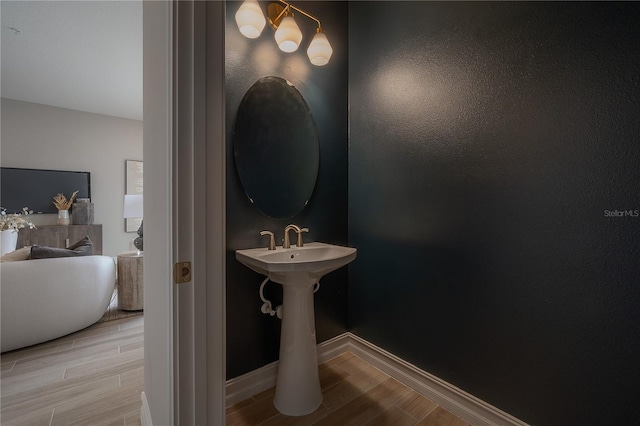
[53,191,79,211]
[0,207,36,233]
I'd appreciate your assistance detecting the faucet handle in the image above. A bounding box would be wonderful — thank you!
[260,230,276,250]
[297,228,309,247]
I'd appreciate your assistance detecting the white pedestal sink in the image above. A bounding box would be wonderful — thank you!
[236,242,357,416]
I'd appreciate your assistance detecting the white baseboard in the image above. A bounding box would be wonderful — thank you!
[225,333,353,407]
[225,333,528,426]
[226,359,279,406]
[345,333,528,426]
[140,391,153,426]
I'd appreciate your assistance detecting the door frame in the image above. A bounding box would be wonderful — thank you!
[142,1,226,424]
[203,1,227,423]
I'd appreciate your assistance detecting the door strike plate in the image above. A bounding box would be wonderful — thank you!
[174,261,192,284]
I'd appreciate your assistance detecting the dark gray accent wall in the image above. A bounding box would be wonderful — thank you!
[225,1,349,379]
[349,2,640,425]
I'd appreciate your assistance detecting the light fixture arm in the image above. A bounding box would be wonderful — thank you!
[275,0,323,31]
[272,3,290,25]
[239,0,333,65]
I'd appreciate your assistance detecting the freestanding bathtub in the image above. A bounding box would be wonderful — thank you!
[1,255,116,352]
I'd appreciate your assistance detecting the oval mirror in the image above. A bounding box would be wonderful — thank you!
[233,76,319,219]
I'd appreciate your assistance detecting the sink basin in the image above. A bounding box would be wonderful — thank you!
[236,242,356,284]
[236,241,356,416]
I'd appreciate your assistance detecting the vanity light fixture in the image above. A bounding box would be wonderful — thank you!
[306,29,332,66]
[273,7,303,53]
[235,0,266,39]
[235,0,333,66]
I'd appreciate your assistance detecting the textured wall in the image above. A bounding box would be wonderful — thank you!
[349,2,640,425]
[225,1,349,379]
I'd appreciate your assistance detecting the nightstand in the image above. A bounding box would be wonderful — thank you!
[117,251,143,311]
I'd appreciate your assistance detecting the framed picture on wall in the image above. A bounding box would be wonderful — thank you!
[125,160,143,232]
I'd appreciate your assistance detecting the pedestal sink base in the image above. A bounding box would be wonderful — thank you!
[235,242,357,416]
[273,284,322,416]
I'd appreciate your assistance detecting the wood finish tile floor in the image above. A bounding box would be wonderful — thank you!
[2,318,468,426]
[227,353,471,426]
[1,316,144,426]
[98,288,144,323]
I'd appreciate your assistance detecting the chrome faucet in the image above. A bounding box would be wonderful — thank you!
[283,224,309,248]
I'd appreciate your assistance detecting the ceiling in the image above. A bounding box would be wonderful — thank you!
[1,0,142,121]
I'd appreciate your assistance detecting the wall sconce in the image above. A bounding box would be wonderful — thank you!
[235,0,333,66]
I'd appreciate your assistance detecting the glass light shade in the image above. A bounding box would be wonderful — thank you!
[275,15,303,53]
[235,0,266,39]
[307,31,333,66]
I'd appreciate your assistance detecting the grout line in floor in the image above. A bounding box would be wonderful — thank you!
[48,407,55,426]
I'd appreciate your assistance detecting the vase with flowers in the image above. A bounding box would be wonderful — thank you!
[53,191,78,225]
[0,207,36,255]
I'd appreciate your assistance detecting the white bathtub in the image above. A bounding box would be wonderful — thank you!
[1,255,116,352]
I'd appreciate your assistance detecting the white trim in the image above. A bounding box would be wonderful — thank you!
[316,332,354,364]
[226,360,279,406]
[204,2,227,424]
[224,333,351,406]
[345,334,529,426]
[225,333,528,426]
[140,391,153,426]
[142,1,175,424]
